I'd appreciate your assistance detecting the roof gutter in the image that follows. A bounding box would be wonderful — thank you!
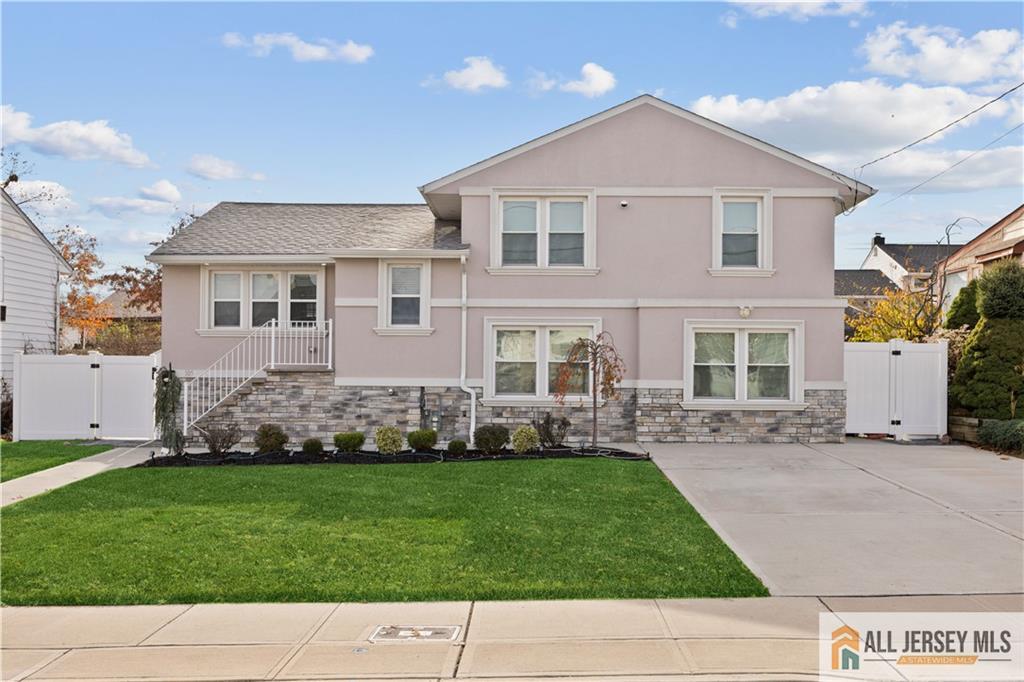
[147,248,471,265]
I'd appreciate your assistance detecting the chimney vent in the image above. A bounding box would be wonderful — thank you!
[872,233,885,246]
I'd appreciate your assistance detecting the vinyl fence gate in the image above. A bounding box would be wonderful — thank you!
[843,339,948,439]
[12,351,160,441]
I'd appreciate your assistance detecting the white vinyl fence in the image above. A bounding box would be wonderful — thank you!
[844,339,948,439]
[13,351,160,441]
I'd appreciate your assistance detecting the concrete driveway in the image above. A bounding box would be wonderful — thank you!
[648,439,1024,596]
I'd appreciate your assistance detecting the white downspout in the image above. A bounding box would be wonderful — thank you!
[458,254,477,444]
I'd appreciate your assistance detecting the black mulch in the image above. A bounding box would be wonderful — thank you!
[135,446,649,468]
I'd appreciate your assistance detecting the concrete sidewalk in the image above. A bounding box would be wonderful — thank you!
[3,595,1022,681]
[1,444,154,507]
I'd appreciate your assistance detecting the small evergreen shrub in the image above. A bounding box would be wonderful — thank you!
[254,423,288,453]
[201,424,241,456]
[407,428,438,451]
[302,438,324,455]
[533,412,571,447]
[945,279,980,329]
[473,424,509,454]
[333,432,366,453]
[447,439,467,455]
[976,260,1024,320]
[978,419,1024,453]
[951,318,1024,419]
[511,425,540,454]
[374,425,404,455]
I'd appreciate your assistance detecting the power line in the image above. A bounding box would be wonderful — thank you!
[879,123,1023,207]
[857,81,1024,172]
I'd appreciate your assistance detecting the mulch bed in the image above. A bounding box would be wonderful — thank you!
[136,446,649,468]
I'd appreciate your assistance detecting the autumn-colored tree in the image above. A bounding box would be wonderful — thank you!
[846,288,945,342]
[102,213,193,314]
[552,331,626,448]
[53,226,111,347]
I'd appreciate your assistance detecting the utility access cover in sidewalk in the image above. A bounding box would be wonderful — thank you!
[369,625,461,642]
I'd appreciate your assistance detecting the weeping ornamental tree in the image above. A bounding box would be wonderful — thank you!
[552,331,626,448]
[951,260,1024,419]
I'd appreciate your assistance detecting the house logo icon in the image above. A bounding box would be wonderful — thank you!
[831,625,860,670]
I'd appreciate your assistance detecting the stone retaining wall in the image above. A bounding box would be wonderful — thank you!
[191,370,844,447]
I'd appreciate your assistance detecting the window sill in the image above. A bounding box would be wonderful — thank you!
[707,268,776,277]
[373,327,435,336]
[679,400,808,411]
[485,266,600,277]
[480,396,604,407]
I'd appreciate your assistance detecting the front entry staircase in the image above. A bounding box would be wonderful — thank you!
[183,319,332,433]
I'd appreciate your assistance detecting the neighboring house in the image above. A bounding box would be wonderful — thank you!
[0,188,72,385]
[834,269,895,339]
[148,95,875,444]
[937,204,1024,306]
[859,234,962,292]
[60,290,162,349]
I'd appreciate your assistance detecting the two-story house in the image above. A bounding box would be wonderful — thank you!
[148,95,875,445]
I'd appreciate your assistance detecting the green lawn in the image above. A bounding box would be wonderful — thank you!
[0,459,767,605]
[1,440,114,482]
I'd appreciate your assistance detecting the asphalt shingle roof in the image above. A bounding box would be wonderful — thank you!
[876,242,962,273]
[150,202,465,256]
[834,269,895,297]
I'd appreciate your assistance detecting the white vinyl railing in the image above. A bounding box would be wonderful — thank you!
[184,319,332,433]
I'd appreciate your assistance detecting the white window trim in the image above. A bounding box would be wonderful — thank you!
[250,271,281,328]
[488,188,598,273]
[375,259,433,336]
[682,319,805,410]
[482,316,602,405]
[709,188,774,277]
[287,272,322,327]
[210,271,243,328]
[199,265,325,333]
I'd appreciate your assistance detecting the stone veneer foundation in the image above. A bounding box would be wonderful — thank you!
[191,370,845,447]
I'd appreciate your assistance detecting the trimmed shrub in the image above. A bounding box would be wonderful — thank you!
[254,423,288,454]
[945,279,980,329]
[302,438,324,455]
[333,432,366,453]
[976,260,1024,320]
[950,318,1024,419]
[407,428,438,452]
[978,419,1024,453]
[374,425,404,455]
[473,424,509,455]
[511,425,540,454]
[533,412,570,448]
[447,439,467,455]
[201,424,241,456]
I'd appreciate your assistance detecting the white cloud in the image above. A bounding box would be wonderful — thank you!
[730,1,869,22]
[690,79,1013,159]
[92,197,180,217]
[109,228,172,245]
[560,63,617,98]
[222,32,373,63]
[5,180,78,216]
[721,11,740,29]
[861,22,1023,85]
[187,154,266,181]
[138,179,181,203]
[526,69,557,96]
[1,105,151,167]
[442,57,509,92]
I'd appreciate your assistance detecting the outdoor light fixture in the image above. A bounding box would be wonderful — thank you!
[739,306,753,318]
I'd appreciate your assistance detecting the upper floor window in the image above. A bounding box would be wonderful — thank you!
[251,273,279,327]
[490,192,597,274]
[203,267,322,332]
[376,260,433,335]
[710,189,774,276]
[212,273,242,328]
[289,273,318,326]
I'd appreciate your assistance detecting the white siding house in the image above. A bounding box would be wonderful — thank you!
[0,188,72,386]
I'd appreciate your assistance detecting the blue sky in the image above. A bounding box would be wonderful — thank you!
[3,1,1022,272]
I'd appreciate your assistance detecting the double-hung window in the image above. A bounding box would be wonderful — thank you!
[288,274,317,327]
[389,265,422,326]
[487,319,597,401]
[711,190,773,275]
[376,260,431,334]
[687,323,800,405]
[251,273,279,327]
[212,273,242,328]
[495,194,593,271]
